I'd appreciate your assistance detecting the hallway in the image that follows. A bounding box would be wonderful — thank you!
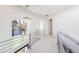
[26,35,58,53]
[0,5,79,53]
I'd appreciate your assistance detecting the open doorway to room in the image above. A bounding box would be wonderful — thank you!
[12,19,27,37]
[48,19,52,35]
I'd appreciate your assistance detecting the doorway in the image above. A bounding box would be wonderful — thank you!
[49,19,52,35]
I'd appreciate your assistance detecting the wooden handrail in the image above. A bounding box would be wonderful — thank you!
[14,43,29,53]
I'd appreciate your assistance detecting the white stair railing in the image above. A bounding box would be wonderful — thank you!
[57,31,79,53]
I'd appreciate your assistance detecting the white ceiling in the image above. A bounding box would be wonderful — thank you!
[23,5,74,16]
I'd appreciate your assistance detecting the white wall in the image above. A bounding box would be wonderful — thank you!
[0,5,47,52]
[53,6,79,41]
[0,6,44,41]
[0,5,46,42]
